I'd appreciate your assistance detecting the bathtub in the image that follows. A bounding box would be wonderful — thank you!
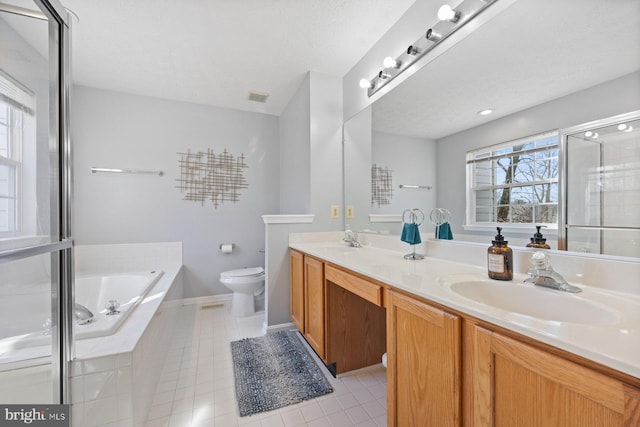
[0,270,164,370]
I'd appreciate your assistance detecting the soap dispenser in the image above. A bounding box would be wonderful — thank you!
[526,225,551,249]
[488,227,513,281]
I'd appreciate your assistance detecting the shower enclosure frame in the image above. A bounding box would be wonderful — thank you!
[558,110,640,256]
[0,0,73,404]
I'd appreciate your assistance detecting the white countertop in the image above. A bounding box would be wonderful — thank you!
[289,240,640,379]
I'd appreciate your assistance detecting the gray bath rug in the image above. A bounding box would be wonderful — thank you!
[230,330,333,417]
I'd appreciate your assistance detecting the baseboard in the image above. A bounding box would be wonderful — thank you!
[265,322,297,334]
[182,293,233,306]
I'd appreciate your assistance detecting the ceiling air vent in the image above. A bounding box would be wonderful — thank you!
[248,91,269,103]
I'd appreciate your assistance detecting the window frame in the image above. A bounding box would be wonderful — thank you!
[465,130,560,232]
[0,69,34,237]
[0,103,24,235]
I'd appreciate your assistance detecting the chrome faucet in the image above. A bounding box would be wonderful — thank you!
[343,229,362,247]
[75,303,94,325]
[524,251,582,293]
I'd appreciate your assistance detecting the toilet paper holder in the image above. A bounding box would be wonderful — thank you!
[220,243,235,252]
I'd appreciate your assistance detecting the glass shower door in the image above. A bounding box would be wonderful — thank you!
[562,112,640,258]
[0,0,73,405]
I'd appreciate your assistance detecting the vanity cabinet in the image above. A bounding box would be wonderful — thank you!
[386,290,462,427]
[304,255,326,359]
[289,248,640,427]
[289,249,304,332]
[325,265,386,375]
[468,324,640,427]
[289,249,326,359]
[289,249,386,374]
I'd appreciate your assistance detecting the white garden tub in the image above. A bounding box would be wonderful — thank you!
[0,270,164,369]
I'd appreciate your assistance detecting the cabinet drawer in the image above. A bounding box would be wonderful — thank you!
[325,265,383,306]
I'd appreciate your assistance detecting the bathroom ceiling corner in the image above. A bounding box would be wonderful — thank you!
[59,0,416,116]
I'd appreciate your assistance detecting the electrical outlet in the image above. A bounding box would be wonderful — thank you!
[346,205,354,219]
[331,205,340,219]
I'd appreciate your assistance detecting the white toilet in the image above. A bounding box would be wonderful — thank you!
[220,267,265,317]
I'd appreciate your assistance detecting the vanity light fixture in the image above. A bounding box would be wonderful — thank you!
[383,56,402,69]
[407,45,421,55]
[438,4,463,23]
[360,0,499,97]
[426,28,443,42]
[478,109,493,116]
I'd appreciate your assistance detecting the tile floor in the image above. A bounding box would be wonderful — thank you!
[144,304,387,427]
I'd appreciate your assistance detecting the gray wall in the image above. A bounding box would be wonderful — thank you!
[343,106,372,232]
[279,73,311,214]
[309,72,344,230]
[277,71,344,230]
[436,72,640,239]
[264,72,344,327]
[72,85,280,297]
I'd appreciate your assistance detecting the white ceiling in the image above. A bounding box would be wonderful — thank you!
[58,0,416,116]
[372,0,640,139]
[3,0,638,138]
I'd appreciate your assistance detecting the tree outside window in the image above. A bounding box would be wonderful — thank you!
[467,132,559,226]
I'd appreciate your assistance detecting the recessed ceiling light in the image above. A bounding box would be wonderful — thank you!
[478,109,493,116]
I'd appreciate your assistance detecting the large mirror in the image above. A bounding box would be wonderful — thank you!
[344,0,640,257]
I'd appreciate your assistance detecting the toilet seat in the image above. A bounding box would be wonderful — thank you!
[220,267,265,285]
[221,267,264,279]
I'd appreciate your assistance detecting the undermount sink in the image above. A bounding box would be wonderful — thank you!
[449,280,620,325]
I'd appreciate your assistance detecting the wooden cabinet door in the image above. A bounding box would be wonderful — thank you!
[472,326,640,427]
[304,256,325,360]
[387,290,462,427]
[289,249,304,332]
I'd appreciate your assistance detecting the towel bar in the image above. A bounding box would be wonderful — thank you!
[399,184,432,189]
[91,167,164,176]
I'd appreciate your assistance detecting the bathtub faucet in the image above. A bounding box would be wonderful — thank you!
[106,300,121,315]
[75,303,94,325]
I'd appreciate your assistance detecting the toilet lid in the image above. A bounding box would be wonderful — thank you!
[221,267,264,278]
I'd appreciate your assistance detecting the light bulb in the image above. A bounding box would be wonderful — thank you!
[478,109,493,116]
[438,5,454,20]
[625,126,633,132]
[618,123,628,131]
[585,131,593,137]
[437,4,461,22]
[359,78,372,89]
[383,56,400,69]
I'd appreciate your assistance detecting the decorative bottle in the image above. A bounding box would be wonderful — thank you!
[487,227,513,281]
[526,225,551,249]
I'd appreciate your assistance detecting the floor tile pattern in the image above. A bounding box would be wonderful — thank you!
[144,304,387,427]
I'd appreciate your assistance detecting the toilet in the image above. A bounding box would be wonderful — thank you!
[220,267,265,317]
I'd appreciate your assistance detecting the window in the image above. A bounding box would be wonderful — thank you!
[466,131,559,227]
[0,70,35,234]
